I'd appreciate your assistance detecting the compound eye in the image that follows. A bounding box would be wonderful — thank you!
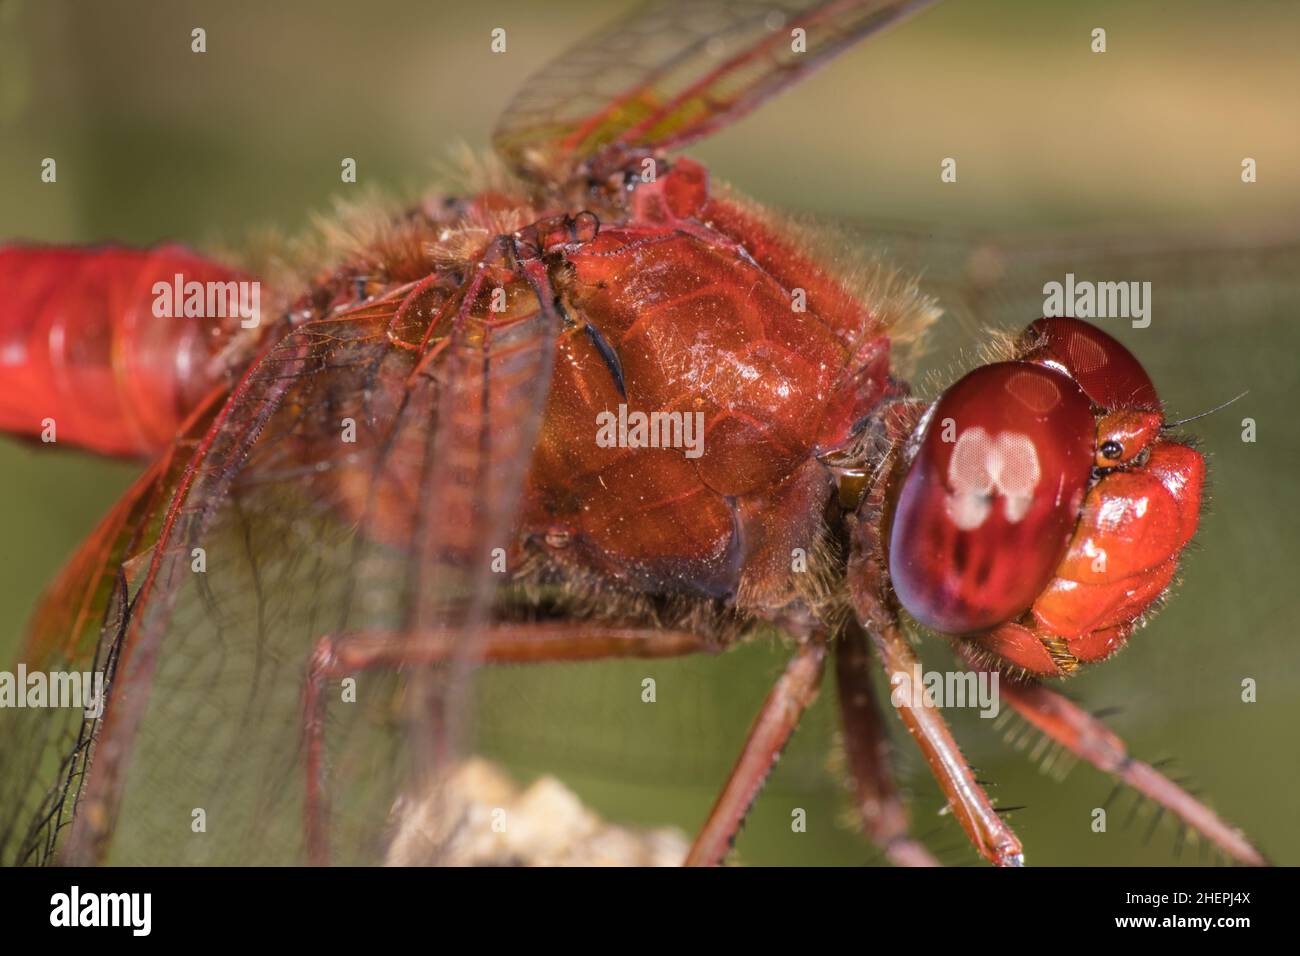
[886,362,1094,634]
[1017,317,1161,412]
[1099,439,1123,460]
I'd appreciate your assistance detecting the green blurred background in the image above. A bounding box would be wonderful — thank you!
[1,0,1297,865]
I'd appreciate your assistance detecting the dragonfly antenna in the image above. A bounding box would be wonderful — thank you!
[1162,390,1249,429]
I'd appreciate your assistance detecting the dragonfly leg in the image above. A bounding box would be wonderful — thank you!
[834,625,940,867]
[857,607,1024,866]
[301,623,715,865]
[684,632,828,866]
[847,461,1024,866]
[953,649,1267,866]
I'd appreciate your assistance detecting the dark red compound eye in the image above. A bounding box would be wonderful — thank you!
[1017,317,1161,412]
[887,362,1094,634]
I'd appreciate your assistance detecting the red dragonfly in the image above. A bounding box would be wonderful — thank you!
[0,0,1269,867]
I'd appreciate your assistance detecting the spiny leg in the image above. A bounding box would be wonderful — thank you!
[864,615,1024,866]
[684,634,828,866]
[835,626,939,867]
[846,450,1024,867]
[302,623,713,865]
[955,650,1267,866]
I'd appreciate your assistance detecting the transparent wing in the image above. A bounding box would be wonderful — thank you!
[494,0,936,187]
[0,421,211,865]
[1,263,558,865]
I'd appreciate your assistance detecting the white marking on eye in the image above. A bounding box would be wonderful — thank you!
[946,492,993,531]
[943,427,1042,530]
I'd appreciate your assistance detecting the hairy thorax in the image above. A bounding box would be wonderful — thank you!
[288,157,936,639]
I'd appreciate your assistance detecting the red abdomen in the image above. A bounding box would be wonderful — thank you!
[0,244,252,457]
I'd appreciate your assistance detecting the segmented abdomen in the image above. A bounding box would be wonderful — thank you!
[0,245,251,456]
